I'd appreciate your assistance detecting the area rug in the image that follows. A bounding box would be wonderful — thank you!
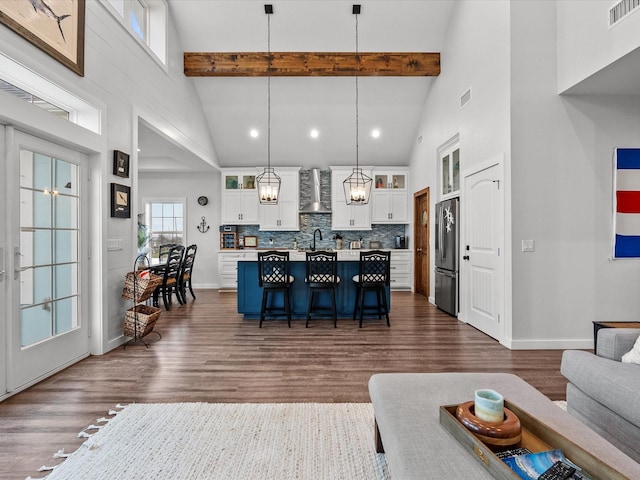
[36,403,390,480]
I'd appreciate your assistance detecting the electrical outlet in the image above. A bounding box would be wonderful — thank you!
[522,240,535,252]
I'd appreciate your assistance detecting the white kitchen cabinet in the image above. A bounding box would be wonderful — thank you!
[390,250,412,290]
[221,168,260,225]
[218,250,258,289]
[330,167,372,230]
[371,168,409,224]
[259,167,300,231]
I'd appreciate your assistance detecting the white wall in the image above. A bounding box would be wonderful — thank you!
[557,0,640,93]
[511,2,640,348]
[0,1,218,353]
[138,172,221,289]
[408,0,512,299]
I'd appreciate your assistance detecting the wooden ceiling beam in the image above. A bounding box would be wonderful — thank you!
[184,52,440,77]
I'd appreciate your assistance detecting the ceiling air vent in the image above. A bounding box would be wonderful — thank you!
[460,88,472,108]
[610,0,640,26]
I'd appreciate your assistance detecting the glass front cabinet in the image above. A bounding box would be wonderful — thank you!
[221,168,260,225]
[371,168,409,224]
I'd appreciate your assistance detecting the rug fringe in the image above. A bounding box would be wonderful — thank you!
[53,449,70,459]
[29,404,130,479]
[37,465,57,472]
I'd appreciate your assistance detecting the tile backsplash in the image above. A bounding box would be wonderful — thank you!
[239,214,407,250]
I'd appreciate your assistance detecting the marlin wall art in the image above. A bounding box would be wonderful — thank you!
[27,0,71,42]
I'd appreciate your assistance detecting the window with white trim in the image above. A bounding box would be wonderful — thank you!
[146,201,184,259]
[104,0,167,65]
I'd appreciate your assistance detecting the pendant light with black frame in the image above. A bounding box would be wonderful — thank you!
[257,3,281,205]
[343,4,372,206]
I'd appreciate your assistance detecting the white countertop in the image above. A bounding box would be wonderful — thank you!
[219,248,409,261]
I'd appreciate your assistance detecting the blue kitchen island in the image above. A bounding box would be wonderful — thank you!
[236,258,391,320]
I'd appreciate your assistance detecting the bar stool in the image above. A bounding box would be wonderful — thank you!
[305,251,340,328]
[352,250,391,327]
[258,250,295,328]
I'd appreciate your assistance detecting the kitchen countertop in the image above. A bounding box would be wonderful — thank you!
[221,248,407,261]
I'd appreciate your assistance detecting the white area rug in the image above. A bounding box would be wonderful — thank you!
[39,403,390,480]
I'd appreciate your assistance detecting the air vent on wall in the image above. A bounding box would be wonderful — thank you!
[610,0,640,26]
[460,88,472,108]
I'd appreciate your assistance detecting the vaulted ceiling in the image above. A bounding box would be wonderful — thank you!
[139,0,456,172]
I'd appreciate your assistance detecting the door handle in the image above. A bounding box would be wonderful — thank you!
[14,247,26,275]
[463,255,470,260]
[416,248,422,252]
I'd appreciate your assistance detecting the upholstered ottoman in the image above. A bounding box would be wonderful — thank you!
[368,373,640,479]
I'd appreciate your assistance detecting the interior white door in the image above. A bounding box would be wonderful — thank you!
[0,127,7,396]
[7,130,89,392]
[462,162,504,341]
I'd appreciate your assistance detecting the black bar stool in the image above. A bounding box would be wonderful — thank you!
[305,251,340,328]
[352,250,391,327]
[258,251,295,327]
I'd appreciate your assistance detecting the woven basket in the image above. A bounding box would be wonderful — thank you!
[124,304,161,338]
[122,272,162,303]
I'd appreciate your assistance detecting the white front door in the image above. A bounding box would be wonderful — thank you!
[6,130,89,393]
[462,162,504,342]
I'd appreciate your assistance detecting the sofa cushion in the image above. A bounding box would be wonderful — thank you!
[561,350,640,430]
[622,335,640,364]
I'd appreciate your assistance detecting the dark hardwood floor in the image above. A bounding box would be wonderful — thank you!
[0,290,568,479]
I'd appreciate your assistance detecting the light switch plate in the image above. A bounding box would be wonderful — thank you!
[522,240,535,252]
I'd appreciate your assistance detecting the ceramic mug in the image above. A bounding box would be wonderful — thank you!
[474,389,504,423]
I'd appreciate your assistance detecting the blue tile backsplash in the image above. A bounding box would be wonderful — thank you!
[240,214,407,250]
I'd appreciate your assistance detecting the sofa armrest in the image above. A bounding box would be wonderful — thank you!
[561,350,640,429]
[597,328,640,361]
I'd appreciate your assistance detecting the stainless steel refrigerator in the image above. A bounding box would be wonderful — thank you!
[435,198,459,316]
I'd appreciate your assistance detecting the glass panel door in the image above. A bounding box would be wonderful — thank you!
[8,131,88,392]
[19,152,79,346]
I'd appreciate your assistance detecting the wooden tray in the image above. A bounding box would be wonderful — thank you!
[439,400,626,480]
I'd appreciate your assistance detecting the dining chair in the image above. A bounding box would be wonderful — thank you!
[257,250,295,327]
[178,244,198,303]
[352,250,391,327]
[158,243,178,264]
[304,251,340,328]
[153,244,185,310]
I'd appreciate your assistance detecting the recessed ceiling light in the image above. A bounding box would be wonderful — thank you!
[250,129,259,138]
[371,129,381,138]
[310,129,319,138]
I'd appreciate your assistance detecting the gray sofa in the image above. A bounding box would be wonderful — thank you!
[561,328,640,463]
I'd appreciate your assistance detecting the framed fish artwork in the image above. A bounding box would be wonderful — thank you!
[0,0,85,76]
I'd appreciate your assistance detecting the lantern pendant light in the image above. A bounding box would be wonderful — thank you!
[257,4,281,204]
[343,4,372,205]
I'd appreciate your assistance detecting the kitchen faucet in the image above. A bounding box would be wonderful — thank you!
[312,228,322,251]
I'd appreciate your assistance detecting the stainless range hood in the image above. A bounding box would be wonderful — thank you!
[300,168,331,213]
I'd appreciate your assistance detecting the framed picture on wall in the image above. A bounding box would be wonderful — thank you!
[113,150,130,178]
[111,183,131,218]
[0,0,85,76]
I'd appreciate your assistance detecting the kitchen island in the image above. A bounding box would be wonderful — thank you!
[236,251,391,320]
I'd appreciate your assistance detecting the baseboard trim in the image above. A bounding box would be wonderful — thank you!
[507,338,594,351]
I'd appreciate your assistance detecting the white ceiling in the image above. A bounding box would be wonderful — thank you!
[139,0,456,172]
[138,1,640,173]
